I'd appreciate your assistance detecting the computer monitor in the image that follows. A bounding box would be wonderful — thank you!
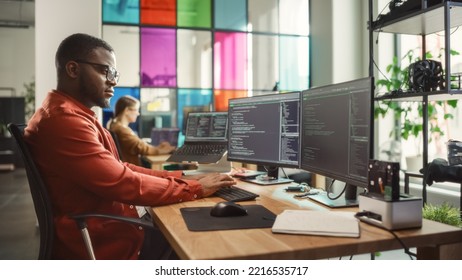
[300,77,373,207]
[227,92,300,185]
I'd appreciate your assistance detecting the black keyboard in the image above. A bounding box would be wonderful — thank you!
[176,144,226,156]
[214,186,259,202]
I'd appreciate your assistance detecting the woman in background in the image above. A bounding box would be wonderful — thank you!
[107,95,176,166]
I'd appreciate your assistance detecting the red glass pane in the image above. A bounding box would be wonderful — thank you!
[141,0,176,26]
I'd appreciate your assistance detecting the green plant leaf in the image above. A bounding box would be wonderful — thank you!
[423,203,462,227]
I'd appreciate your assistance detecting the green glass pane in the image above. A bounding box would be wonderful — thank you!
[178,0,211,28]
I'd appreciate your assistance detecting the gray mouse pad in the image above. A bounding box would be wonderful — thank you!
[180,205,276,231]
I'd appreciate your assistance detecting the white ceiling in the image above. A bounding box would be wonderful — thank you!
[0,0,34,28]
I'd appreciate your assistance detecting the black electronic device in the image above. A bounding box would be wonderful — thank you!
[408,59,444,92]
[373,0,447,29]
[300,77,373,208]
[210,201,248,217]
[367,160,400,201]
[166,112,228,163]
[227,92,300,185]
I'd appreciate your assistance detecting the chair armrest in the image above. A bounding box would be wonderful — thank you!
[69,213,155,260]
[70,213,155,230]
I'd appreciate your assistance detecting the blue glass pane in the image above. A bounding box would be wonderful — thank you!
[177,89,213,146]
[103,87,140,133]
[103,0,140,24]
[279,36,309,91]
[214,0,247,31]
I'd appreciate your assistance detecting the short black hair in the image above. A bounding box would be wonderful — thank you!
[55,33,114,78]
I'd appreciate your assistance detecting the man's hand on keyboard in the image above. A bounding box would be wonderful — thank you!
[197,173,237,197]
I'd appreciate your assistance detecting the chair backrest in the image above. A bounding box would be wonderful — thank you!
[7,123,54,259]
[109,130,124,161]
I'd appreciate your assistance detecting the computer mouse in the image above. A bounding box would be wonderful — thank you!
[210,201,248,217]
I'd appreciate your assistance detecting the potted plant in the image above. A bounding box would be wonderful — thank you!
[375,48,459,170]
[423,202,461,228]
[23,79,35,122]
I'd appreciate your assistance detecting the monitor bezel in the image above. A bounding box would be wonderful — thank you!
[227,92,301,169]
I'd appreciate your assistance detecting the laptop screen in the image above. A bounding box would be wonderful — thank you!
[184,112,228,142]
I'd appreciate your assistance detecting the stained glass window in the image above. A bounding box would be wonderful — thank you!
[102,0,310,139]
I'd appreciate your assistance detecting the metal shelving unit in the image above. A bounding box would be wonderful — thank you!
[368,0,462,203]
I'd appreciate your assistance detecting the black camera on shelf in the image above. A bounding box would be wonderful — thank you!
[367,160,400,201]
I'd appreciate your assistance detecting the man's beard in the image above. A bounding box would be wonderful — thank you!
[79,77,111,108]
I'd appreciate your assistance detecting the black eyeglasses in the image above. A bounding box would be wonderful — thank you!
[74,59,120,83]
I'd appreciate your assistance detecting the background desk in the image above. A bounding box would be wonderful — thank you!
[143,155,171,170]
[143,155,258,172]
[151,181,462,260]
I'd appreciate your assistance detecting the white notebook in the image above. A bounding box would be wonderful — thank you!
[272,210,360,238]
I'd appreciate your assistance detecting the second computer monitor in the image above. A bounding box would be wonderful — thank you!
[227,92,300,183]
[300,77,372,190]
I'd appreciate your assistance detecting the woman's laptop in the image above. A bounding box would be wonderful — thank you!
[166,112,228,163]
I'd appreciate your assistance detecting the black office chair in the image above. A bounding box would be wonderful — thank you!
[7,123,154,259]
[109,130,124,161]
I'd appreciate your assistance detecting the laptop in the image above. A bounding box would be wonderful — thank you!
[166,112,228,164]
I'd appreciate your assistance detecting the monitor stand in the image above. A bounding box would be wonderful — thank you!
[242,166,293,185]
[308,184,359,208]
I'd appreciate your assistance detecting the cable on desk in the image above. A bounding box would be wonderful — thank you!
[326,179,347,200]
[354,211,417,260]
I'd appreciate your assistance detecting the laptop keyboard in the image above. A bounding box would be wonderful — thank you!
[214,186,259,202]
[176,144,226,156]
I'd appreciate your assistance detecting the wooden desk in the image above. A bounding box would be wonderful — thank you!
[151,181,462,260]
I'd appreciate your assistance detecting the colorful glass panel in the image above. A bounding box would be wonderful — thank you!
[102,25,140,87]
[214,0,247,31]
[140,28,176,87]
[140,0,176,26]
[214,32,247,90]
[102,0,139,24]
[177,29,212,88]
[178,0,211,28]
[248,0,278,33]
[213,90,247,112]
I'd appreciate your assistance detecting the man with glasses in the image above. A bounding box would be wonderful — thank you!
[25,33,236,259]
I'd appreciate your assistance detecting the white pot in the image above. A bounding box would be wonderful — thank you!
[406,155,423,172]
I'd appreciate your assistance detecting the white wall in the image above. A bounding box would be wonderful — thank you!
[311,0,370,87]
[0,27,35,97]
[35,0,102,108]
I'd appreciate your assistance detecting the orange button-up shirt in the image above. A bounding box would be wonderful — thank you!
[25,90,203,259]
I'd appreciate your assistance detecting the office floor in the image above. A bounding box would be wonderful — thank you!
[0,168,412,260]
[0,168,39,259]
